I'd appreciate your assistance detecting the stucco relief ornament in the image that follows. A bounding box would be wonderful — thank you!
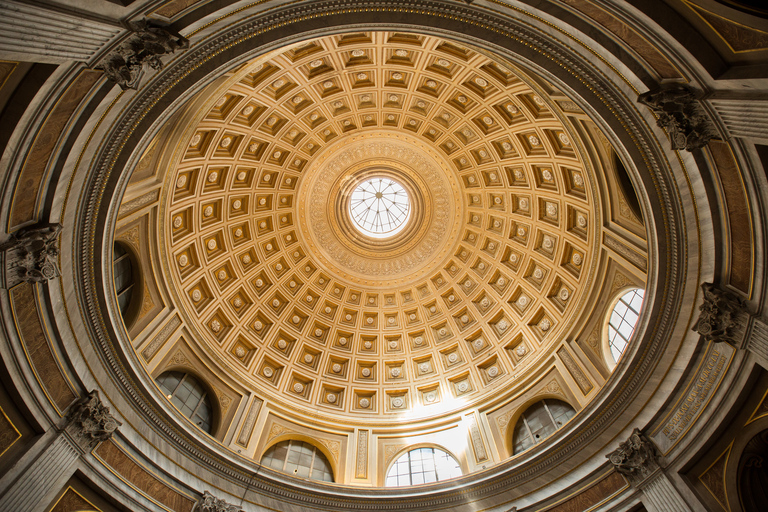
[66,390,121,450]
[606,428,660,486]
[0,222,62,286]
[197,490,242,512]
[98,20,189,90]
[637,85,717,151]
[693,282,749,346]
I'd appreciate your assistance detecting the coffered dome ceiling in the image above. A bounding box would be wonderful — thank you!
[113,26,649,487]
[5,0,768,509]
[152,32,604,424]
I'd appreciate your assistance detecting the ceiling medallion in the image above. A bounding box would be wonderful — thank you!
[297,133,463,287]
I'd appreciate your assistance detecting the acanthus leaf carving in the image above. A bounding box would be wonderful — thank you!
[197,490,242,512]
[0,222,62,286]
[606,428,659,486]
[638,85,717,151]
[65,390,121,450]
[98,20,189,90]
[693,282,749,346]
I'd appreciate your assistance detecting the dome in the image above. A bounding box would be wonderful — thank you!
[1,1,767,511]
[150,34,608,439]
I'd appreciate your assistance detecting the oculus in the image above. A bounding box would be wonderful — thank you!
[349,177,411,238]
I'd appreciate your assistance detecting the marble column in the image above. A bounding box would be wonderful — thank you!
[0,391,120,512]
[0,1,121,64]
[709,98,768,142]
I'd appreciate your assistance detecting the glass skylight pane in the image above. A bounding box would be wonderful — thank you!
[349,178,411,238]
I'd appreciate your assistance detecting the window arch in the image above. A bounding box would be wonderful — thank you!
[385,446,462,487]
[113,242,139,327]
[513,399,576,454]
[260,440,334,482]
[156,371,213,433]
[606,288,645,364]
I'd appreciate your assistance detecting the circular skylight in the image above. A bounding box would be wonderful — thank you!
[349,177,411,237]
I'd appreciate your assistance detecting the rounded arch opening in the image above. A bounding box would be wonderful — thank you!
[260,439,335,482]
[155,370,216,435]
[512,399,576,455]
[603,288,646,369]
[385,445,462,487]
[112,242,142,330]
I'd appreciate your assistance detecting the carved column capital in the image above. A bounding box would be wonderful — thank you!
[65,390,121,450]
[638,85,718,151]
[693,282,749,346]
[606,429,660,486]
[97,19,188,90]
[0,222,62,287]
[197,491,242,512]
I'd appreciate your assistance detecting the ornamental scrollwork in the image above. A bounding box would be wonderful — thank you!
[197,491,242,512]
[693,282,749,346]
[0,222,62,286]
[66,390,121,450]
[98,20,188,90]
[606,428,659,485]
[638,85,717,151]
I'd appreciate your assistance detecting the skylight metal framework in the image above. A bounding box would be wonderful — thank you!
[349,178,410,237]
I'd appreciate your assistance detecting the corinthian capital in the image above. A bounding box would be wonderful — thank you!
[98,20,188,90]
[0,222,62,286]
[638,85,718,151]
[607,429,660,486]
[197,491,242,512]
[693,282,749,345]
[66,390,121,450]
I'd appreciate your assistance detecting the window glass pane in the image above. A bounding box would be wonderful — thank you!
[385,447,462,487]
[607,289,645,362]
[260,441,334,483]
[155,372,213,434]
[113,243,134,320]
[512,400,576,454]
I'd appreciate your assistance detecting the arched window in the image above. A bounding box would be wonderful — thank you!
[607,288,645,363]
[513,399,576,454]
[113,243,136,324]
[385,447,462,487]
[261,440,334,482]
[156,371,213,433]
